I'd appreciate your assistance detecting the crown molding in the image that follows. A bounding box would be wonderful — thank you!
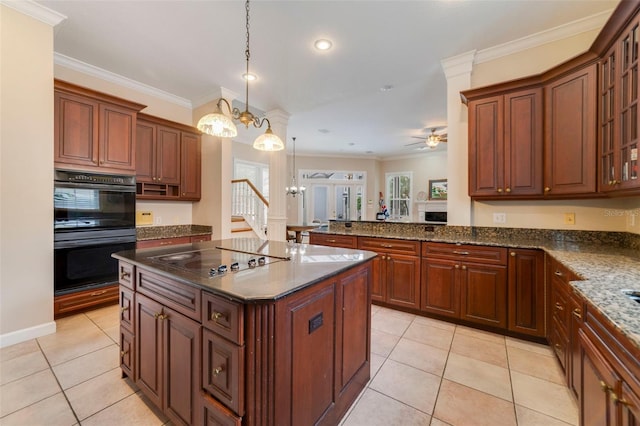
[475,9,614,64]
[54,53,192,109]
[441,50,476,79]
[1,0,66,26]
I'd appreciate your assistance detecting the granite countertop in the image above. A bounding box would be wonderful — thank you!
[113,238,377,302]
[136,224,212,241]
[312,224,640,349]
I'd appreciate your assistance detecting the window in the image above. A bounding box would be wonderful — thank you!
[385,172,412,220]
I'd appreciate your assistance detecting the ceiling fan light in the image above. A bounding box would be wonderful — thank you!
[197,112,238,138]
[253,127,284,151]
[426,134,440,148]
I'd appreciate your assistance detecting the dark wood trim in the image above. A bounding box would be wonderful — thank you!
[590,0,640,55]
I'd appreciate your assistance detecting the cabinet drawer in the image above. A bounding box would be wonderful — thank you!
[202,392,242,426]
[119,286,135,332]
[202,292,244,345]
[550,318,568,370]
[358,237,420,255]
[137,270,201,321]
[551,285,570,333]
[309,233,358,249]
[203,329,245,416]
[422,242,507,265]
[118,262,135,289]
[54,284,119,317]
[120,326,135,378]
[136,236,191,249]
[191,234,212,243]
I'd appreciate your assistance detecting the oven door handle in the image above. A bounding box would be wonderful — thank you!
[54,181,136,192]
[54,235,136,249]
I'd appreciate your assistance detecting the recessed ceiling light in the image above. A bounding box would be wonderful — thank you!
[243,73,257,81]
[380,85,394,92]
[314,39,333,51]
[318,129,330,134]
[348,142,355,146]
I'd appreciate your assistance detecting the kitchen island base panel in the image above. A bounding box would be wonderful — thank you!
[117,254,373,426]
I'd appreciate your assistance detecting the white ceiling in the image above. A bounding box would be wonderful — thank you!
[35,0,618,157]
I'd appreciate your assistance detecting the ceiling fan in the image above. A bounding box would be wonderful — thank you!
[405,127,448,149]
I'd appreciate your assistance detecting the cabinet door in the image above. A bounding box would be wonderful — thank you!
[460,263,507,328]
[569,292,584,398]
[136,121,156,183]
[136,294,164,409]
[599,44,619,193]
[180,132,202,200]
[54,91,99,167]
[164,307,201,426]
[507,249,545,336]
[504,89,543,196]
[156,126,181,185]
[369,254,385,303]
[620,381,640,426]
[579,329,619,426]
[421,258,460,319]
[544,64,597,195]
[99,103,136,171]
[468,95,505,197]
[386,254,421,310]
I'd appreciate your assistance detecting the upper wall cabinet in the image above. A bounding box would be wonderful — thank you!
[544,64,597,196]
[599,13,639,195]
[462,1,640,200]
[468,88,543,198]
[54,80,145,174]
[135,113,201,201]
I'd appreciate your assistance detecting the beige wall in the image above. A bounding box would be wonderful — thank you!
[463,26,640,234]
[0,6,56,344]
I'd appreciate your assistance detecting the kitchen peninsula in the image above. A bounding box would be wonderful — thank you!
[112,238,376,426]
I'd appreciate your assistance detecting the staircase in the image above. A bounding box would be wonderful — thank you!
[231,179,268,240]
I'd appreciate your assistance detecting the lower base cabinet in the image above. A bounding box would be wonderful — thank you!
[119,259,372,426]
[54,284,119,318]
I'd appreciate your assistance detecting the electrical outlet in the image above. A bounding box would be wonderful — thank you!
[564,213,575,225]
[493,213,506,224]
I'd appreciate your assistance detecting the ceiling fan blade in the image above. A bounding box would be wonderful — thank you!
[404,141,427,147]
[410,136,427,140]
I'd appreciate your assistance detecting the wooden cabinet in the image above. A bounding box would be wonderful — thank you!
[309,233,358,249]
[507,249,546,337]
[135,113,201,201]
[358,237,421,310]
[54,284,119,318]
[180,131,202,200]
[54,80,144,173]
[599,13,640,194]
[422,242,508,329]
[547,256,578,372]
[468,88,543,198]
[135,292,201,426]
[544,64,598,196]
[579,302,640,426]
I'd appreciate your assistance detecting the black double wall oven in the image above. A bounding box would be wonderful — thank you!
[54,170,136,295]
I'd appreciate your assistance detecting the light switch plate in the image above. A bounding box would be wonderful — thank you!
[136,211,154,225]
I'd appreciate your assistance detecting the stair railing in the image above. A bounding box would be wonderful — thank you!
[231,179,269,239]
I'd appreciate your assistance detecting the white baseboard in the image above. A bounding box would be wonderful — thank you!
[0,321,57,348]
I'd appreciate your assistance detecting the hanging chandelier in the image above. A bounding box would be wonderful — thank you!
[285,137,305,197]
[196,0,284,151]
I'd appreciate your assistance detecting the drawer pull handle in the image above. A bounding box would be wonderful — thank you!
[121,306,129,313]
[599,381,612,392]
[544,187,551,192]
[154,313,168,320]
[555,302,564,311]
[327,239,336,243]
[90,290,107,297]
[120,350,128,357]
[461,265,467,270]
[211,311,226,321]
[212,366,224,376]
[554,343,562,349]
[454,265,460,269]
[120,271,131,279]
[453,251,469,255]
[381,244,393,248]
[572,309,582,319]
[554,270,563,277]
[617,397,632,407]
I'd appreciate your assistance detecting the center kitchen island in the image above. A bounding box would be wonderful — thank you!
[112,238,376,426]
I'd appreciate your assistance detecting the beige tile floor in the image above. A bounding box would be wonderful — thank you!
[0,303,578,425]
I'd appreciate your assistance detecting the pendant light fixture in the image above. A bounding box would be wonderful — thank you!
[285,137,305,197]
[196,0,284,151]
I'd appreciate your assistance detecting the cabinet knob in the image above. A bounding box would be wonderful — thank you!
[121,306,129,313]
[505,188,511,193]
[600,380,612,392]
[554,270,563,277]
[510,252,516,257]
[555,302,564,311]
[211,311,225,321]
[455,264,460,269]
[497,188,503,193]
[212,366,224,377]
[152,177,157,181]
[572,308,582,319]
[461,265,467,270]
[154,312,168,320]
[182,192,186,196]
[120,270,131,280]
[544,187,551,192]
[120,350,129,357]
